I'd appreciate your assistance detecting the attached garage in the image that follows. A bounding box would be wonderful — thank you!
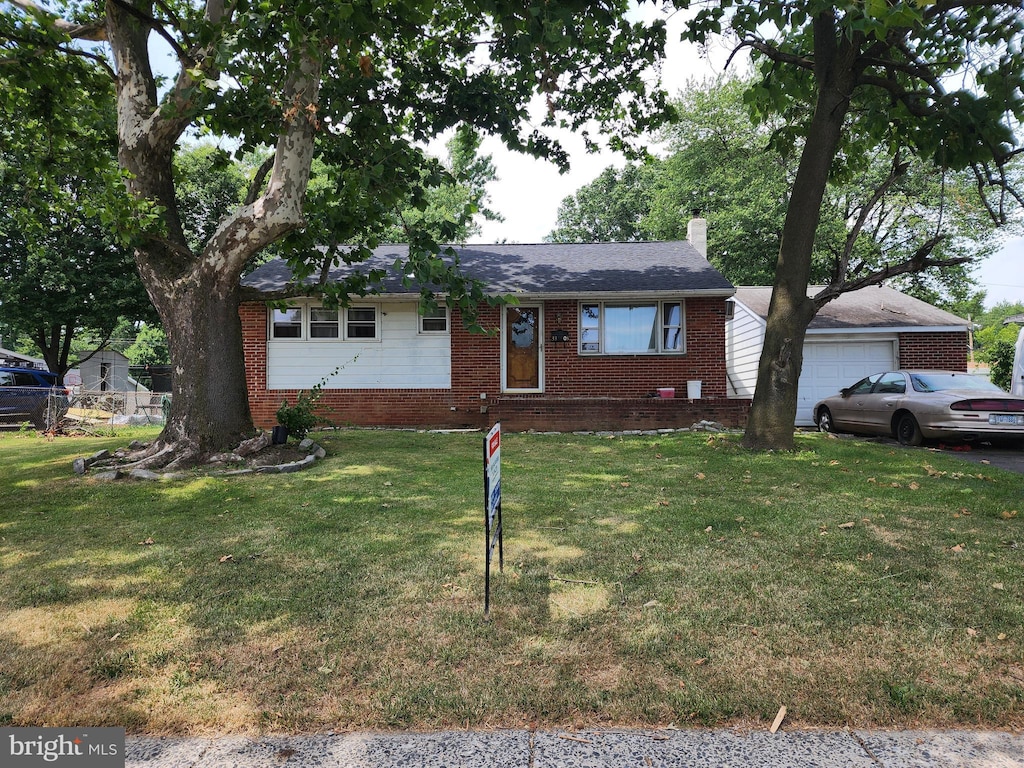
[796,337,896,426]
[726,286,969,427]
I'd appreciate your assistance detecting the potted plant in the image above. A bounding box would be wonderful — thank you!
[274,391,321,443]
[272,364,345,443]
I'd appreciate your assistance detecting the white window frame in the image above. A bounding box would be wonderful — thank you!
[578,300,686,355]
[270,306,303,339]
[418,305,450,334]
[309,306,341,339]
[344,306,379,340]
[268,302,380,342]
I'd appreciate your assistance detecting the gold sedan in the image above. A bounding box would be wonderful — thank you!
[813,370,1024,447]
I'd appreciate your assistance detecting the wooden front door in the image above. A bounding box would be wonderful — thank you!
[505,306,541,391]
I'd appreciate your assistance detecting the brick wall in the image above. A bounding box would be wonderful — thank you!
[898,331,969,371]
[240,303,273,426]
[534,298,727,397]
[241,297,747,431]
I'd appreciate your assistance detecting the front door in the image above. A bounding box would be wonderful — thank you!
[504,306,541,391]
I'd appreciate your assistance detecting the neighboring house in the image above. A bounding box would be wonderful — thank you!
[0,347,46,369]
[726,285,970,426]
[240,222,752,432]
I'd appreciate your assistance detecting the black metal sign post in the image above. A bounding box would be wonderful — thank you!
[483,422,503,616]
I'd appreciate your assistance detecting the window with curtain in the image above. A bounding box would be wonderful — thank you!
[579,301,685,355]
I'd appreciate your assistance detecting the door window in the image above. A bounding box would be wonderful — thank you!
[505,307,540,390]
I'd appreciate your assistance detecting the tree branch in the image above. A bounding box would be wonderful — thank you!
[737,35,814,71]
[8,0,107,41]
[970,159,1024,224]
[833,155,910,283]
[107,0,192,65]
[198,47,323,276]
[814,233,961,308]
[57,43,117,79]
[151,0,193,49]
[243,154,276,206]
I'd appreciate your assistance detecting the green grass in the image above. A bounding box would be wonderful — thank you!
[0,427,1022,733]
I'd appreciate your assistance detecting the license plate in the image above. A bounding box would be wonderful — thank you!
[989,414,1024,425]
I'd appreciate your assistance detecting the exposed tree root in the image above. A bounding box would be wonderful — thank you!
[115,443,177,470]
[162,446,205,472]
[83,431,279,475]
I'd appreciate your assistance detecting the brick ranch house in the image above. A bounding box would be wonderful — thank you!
[239,221,753,432]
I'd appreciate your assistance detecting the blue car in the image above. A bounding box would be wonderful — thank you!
[0,365,70,429]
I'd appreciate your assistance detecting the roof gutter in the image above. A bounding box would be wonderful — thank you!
[490,288,737,301]
[804,325,970,335]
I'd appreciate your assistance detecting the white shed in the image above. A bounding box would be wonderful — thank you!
[79,349,132,392]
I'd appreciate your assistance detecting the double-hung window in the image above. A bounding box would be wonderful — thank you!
[345,307,377,339]
[579,301,685,355]
[310,307,340,338]
[271,308,303,339]
[419,305,449,333]
[269,304,378,341]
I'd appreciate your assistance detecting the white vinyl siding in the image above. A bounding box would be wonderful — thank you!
[725,301,764,398]
[267,302,451,389]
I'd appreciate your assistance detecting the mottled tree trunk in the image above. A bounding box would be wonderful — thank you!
[145,265,255,464]
[742,16,858,450]
[104,0,320,466]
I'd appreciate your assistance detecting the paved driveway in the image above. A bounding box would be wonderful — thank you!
[925,442,1024,474]
[848,435,1024,474]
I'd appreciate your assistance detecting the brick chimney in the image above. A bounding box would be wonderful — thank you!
[687,210,707,259]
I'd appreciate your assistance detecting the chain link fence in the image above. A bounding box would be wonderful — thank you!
[0,387,70,430]
[0,388,170,431]
[66,389,170,428]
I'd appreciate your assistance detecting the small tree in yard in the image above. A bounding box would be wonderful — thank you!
[986,340,1017,392]
[1,0,669,467]
[669,0,1024,450]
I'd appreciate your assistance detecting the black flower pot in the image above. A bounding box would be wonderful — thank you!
[271,425,289,445]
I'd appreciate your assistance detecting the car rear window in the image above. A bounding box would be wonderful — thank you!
[0,369,56,387]
[910,373,1003,393]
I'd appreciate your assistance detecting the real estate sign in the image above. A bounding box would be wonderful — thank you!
[483,422,503,615]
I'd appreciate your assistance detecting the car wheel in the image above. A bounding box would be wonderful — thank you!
[29,404,47,430]
[895,412,923,447]
[30,398,62,431]
[817,407,835,434]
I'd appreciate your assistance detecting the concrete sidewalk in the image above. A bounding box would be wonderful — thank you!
[127,728,1024,767]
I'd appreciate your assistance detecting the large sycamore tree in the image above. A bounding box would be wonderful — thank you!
[672,0,1024,450]
[1,0,668,467]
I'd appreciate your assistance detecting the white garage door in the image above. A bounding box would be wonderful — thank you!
[796,338,897,426]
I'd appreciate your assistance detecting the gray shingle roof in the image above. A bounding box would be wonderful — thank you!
[734,286,969,330]
[242,242,734,297]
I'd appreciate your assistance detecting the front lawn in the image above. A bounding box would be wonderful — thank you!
[0,427,1021,733]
